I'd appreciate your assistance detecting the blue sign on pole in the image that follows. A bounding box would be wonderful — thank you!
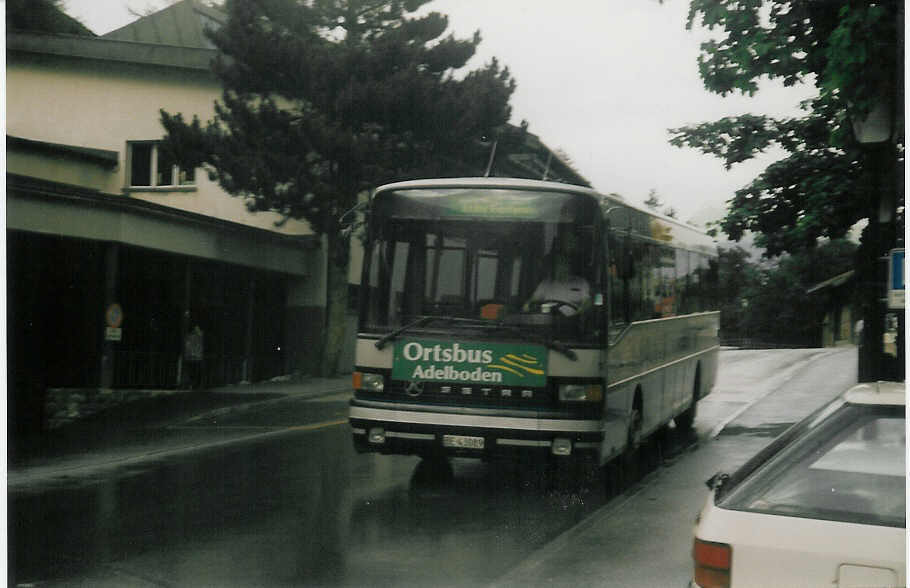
[888,249,904,309]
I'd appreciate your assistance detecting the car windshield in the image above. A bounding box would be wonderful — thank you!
[360,188,601,343]
[719,404,906,527]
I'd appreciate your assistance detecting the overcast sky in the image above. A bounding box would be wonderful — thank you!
[61,0,817,224]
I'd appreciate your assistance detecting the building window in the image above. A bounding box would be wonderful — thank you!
[128,141,195,188]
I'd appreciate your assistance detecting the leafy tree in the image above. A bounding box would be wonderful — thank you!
[715,245,758,342]
[718,240,858,347]
[670,0,902,258]
[670,0,902,375]
[740,239,858,347]
[160,0,515,375]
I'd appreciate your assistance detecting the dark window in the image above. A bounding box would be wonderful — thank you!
[130,143,153,186]
[129,141,195,188]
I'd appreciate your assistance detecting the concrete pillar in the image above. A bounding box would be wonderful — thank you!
[99,243,120,389]
[243,275,256,382]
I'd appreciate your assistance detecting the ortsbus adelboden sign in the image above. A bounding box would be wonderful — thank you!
[392,339,548,388]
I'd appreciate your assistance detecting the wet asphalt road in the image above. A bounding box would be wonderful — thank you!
[9,348,858,587]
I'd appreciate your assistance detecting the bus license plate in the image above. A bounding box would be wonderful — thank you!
[443,435,484,449]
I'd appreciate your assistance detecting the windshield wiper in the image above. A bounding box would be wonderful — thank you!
[374,315,436,349]
[491,321,578,362]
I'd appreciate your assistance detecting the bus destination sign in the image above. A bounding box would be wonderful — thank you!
[392,339,548,388]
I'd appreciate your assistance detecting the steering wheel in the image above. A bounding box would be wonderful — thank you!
[535,299,579,315]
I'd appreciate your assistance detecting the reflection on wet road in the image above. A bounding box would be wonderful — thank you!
[13,396,679,587]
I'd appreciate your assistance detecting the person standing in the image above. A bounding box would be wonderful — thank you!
[184,325,204,389]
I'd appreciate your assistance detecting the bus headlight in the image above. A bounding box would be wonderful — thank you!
[353,371,385,393]
[558,383,603,403]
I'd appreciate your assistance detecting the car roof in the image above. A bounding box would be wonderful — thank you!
[843,381,906,406]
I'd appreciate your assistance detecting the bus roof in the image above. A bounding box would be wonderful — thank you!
[373,177,716,253]
[374,177,603,197]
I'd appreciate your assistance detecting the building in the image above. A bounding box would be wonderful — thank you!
[8,1,325,410]
[807,270,858,347]
[7,0,589,434]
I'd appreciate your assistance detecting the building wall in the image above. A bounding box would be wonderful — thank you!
[7,50,313,238]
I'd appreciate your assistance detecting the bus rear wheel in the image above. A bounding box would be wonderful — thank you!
[620,397,643,484]
[675,367,700,433]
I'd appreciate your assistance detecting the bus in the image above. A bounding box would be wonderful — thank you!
[349,178,719,478]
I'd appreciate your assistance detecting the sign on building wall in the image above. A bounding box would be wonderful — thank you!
[105,303,123,341]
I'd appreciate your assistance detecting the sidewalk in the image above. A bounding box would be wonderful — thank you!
[8,375,352,492]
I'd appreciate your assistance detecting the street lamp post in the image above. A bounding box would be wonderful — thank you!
[852,97,897,382]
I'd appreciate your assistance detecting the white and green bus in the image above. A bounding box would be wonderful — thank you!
[349,178,718,475]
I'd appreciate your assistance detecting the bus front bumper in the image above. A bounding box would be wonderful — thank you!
[349,402,605,460]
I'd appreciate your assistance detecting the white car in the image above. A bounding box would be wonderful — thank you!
[691,381,906,588]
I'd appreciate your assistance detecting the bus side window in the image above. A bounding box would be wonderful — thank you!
[705,256,719,310]
[607,230,634,333]
[688,251,705,312]
[675,246,690,315]
[633,240,653,321]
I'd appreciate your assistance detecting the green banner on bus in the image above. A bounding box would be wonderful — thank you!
[392,339,548,387]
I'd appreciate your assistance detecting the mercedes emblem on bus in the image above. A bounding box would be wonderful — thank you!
[405,381,424,397]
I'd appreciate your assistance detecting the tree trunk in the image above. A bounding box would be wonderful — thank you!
[321,229,350,376]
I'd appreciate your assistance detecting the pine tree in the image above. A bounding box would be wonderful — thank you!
[644,189,662,210]
[8,0,95,35]
[160,0,515,375]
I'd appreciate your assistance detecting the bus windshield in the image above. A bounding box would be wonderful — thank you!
[361,188,601,343]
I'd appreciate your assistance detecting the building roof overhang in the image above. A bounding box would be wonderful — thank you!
[7,174,320,276]
[7,31,216,71]
[807,270,856,294]
[8,135,120,168]
[8,173,319,248]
